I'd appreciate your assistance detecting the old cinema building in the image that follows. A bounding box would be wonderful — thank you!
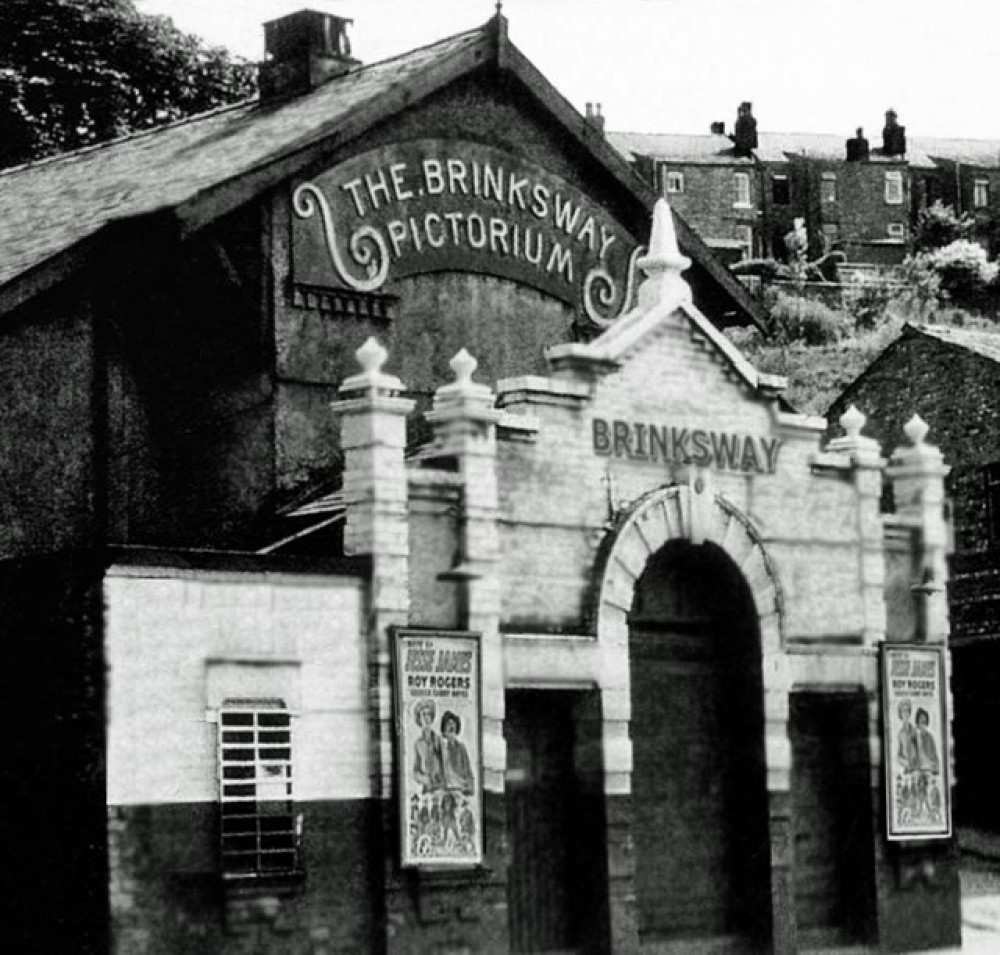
[0,9,960,955]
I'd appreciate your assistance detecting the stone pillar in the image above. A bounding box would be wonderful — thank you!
[396,349,507,953]
[879,414,960,951]
[828,405,888,646]
[330,336,414,802]
[885,414,951,644]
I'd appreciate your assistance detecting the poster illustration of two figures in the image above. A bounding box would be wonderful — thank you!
[883,645,951,839]
[396,631,483,866]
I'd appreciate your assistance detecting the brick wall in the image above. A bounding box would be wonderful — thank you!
[104,566,377,953]
[655,160,759,252]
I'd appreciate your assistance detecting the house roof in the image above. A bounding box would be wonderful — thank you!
[910,137,1000,169]
[609,128,939,168]
[607,131,751,165]
[0,13,765,330]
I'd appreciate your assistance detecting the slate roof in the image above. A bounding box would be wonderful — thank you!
[0,26,484,292]
[910,137,1000,168]
[910,323,1000,365]
[609,128,940,169]
[607,131,751,165]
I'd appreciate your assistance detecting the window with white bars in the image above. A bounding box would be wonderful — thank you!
[218,700,298,878]
[974,179,990,208]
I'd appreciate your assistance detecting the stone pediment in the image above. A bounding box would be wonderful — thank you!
[546,199,786,403]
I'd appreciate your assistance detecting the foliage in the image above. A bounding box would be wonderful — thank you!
[0,0,256,169]
[913,201,975,252]
[767,292,853,346]
[908,239,999,302]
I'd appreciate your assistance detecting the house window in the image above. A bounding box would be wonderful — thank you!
[885,171,903,204]
[887,223,906,240]
[772,175,790,205]
[663,170,684,195]
[734,171,751,207]
[821,172,837,203]
[987,463,1000,548]
[821,223,840,250]
[219,700,298,878]
[974,179,990,208]
[737,225,754,259]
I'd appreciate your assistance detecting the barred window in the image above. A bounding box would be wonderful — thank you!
[974,179,990,209]
[218,700,298,878]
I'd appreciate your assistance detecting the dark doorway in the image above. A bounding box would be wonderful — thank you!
[629,539,772,952]
[505,690,608,954]
[790,691,877,948]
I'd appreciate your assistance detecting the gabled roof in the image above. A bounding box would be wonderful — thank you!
[0,13,764,330]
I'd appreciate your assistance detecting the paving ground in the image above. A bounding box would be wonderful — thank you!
[923,828,1000,954]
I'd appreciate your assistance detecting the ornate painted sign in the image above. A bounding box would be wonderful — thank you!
[394,628,483,867]
[291,140,642,325]
[592,416,783,474]
[882,644,952,840]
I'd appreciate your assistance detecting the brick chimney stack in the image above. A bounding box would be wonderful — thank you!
[733,101,757,157]
[585,102,606,137]
[259,10,361,100]
[846,127,870,162]
[882,108,907,156]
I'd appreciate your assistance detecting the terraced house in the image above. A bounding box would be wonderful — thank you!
[611,105,1000,269]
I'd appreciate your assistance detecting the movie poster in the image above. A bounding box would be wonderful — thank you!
[882,644,952,840]
[394,629,482,867]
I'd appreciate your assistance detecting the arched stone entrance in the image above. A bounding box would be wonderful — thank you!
[630,538,771,949]
[594,482,790,954]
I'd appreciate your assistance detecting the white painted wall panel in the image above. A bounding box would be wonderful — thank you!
[105,568,370,806]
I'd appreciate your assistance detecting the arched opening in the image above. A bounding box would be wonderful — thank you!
[629,538,772,952]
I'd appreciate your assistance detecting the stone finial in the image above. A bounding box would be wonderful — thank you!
[428,347,498,424]
[336,336,406,397]
[450,348,478,387]
[904,413,930,447]
[356,336,387,375]
[840,404,867,440]
[636,199,692,308]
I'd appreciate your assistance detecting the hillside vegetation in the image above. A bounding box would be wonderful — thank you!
[727,203,1000,415]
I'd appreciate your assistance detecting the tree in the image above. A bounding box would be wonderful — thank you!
[914,200,975,252]
[0,0,256,169]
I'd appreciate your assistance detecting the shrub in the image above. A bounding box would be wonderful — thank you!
[768,292,852,346]
[914,201,975,252]
[915,239,998,301]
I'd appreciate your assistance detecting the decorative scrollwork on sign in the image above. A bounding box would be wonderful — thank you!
[583,245,645,327]
[292,182,390,293]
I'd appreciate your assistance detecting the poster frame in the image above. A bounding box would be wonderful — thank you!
[881,642,952,841]
[392,627,484,869]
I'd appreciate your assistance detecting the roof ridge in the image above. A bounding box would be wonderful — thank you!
[0,20,489,182]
